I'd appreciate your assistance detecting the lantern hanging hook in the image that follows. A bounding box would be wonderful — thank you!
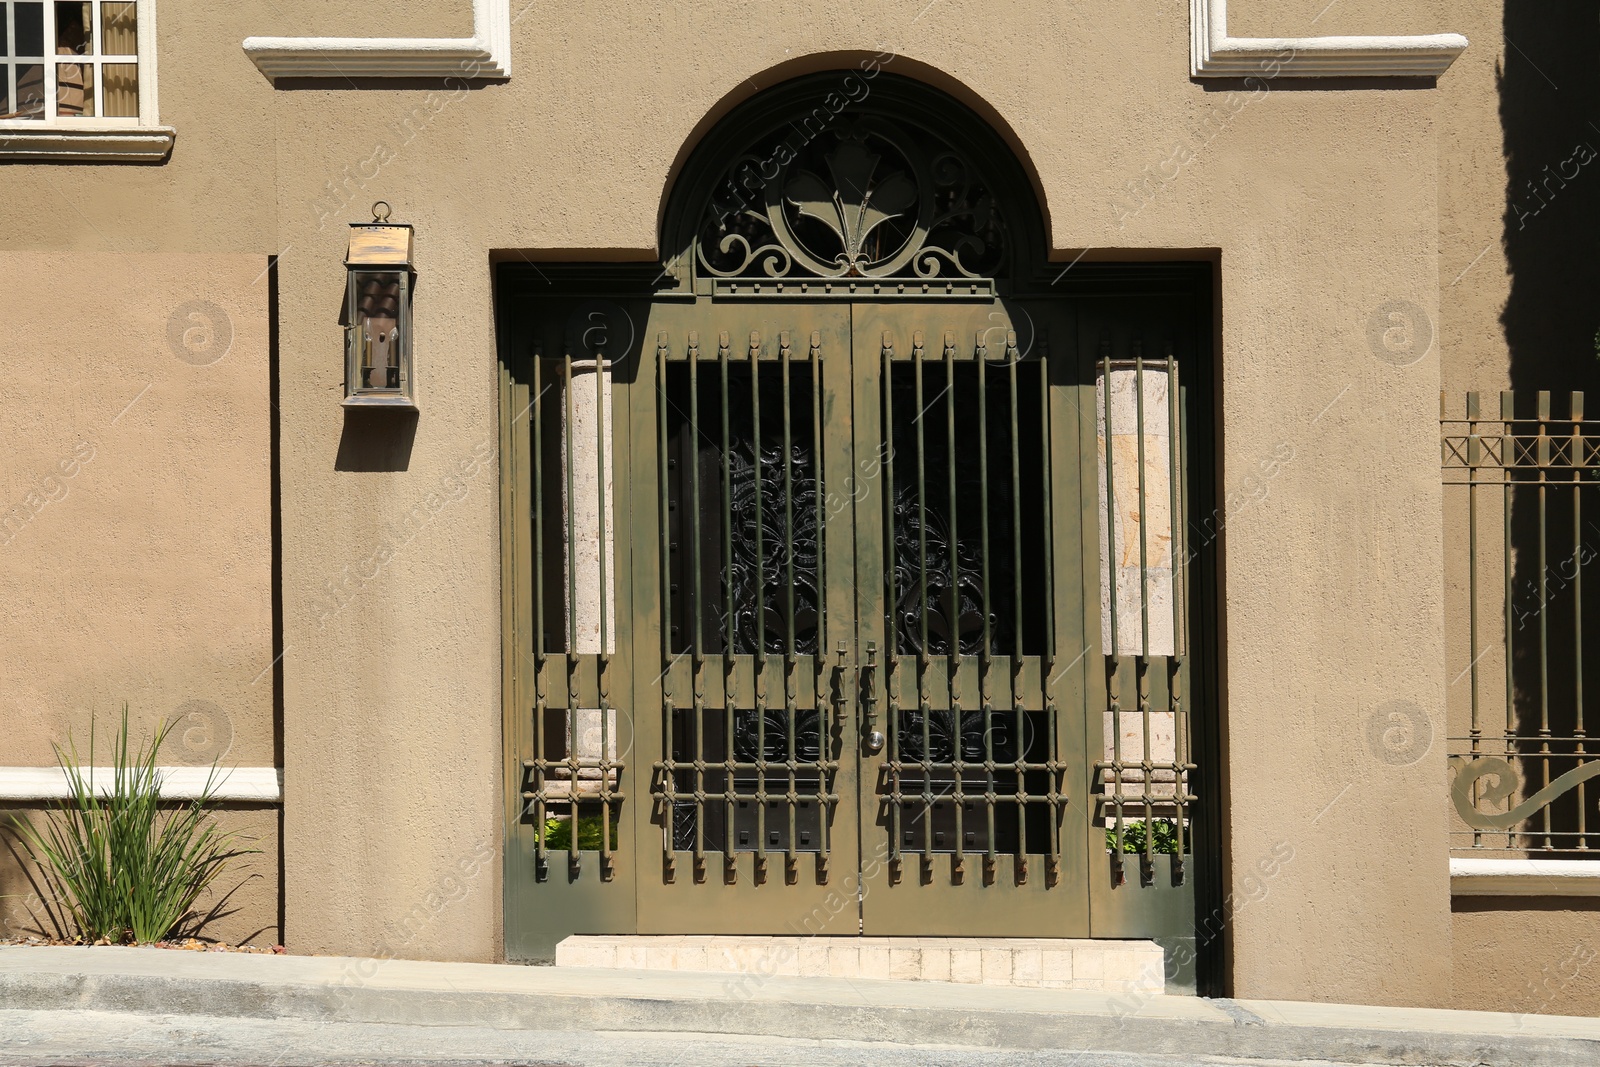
[371,201,392,222]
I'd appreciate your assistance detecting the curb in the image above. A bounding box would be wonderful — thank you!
[1,951,1597,1066]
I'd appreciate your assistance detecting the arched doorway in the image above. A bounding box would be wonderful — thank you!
[498,73,1216,981]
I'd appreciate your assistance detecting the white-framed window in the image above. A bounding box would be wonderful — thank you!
[2,1,152,125]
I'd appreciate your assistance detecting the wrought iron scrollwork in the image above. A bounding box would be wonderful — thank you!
[1451,753,1600,831]
[889,481,989,656]
[898,709,1017,764]
[733,707,823,764]
[697,118,1008,287]
[725,436,822,655]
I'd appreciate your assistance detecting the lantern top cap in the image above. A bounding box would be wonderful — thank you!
[347,203,413,267]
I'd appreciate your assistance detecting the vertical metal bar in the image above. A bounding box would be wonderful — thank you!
[564,348,581,874]
[1167,345,1187,869]
[780,331,798,879]
[811,329,829,877]
[913,331,934,871]
[595,332,613,874]
[750,330,767,879]
[716,332,732,879]
[978,333,992,660]
[657,333,678,876]
[1466,392,1482,846]
[706,331,725,877]
[1009,338,1025,660]
[1502,390,1516,850]
[716,334,732,883]
[1101,340,1125,878]
[690,347,703,656]
[1102,341,1120,657]
[1007,336,1029,881]
[1038,335,1057,884]
[720,331,733,660]
[690,336,710,872]
[782,331,796,658]
[1030,334,1056,883]
[596,348,610,656]
[915,332,930,660]
[533,344,548,875]
[1135,346,1151,661]
[882,333,903,875]
[1539,390,1552,850]
[976,332,997,878]
[1575,392,1588,848]
[658,340,672,662]
[942,333,968,879]
[1134,345,1154,867]
[1165,347,1182,661]
[1039,342,1056,656]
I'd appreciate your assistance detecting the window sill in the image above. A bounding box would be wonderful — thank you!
[0,125,175,162]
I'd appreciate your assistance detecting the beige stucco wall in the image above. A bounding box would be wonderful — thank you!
[0,253,273,768]
[13,0,1590,1012]
[1453,899,1600,1015]
[0,249,275,941]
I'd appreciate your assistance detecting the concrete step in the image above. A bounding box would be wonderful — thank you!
[554,935,1166,994]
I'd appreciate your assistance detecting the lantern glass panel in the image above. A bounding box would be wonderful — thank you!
[351,270,405,392]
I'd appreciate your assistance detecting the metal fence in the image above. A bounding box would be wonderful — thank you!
[1443,391,1600,855]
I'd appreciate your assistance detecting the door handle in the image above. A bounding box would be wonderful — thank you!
[860,642,884,753]
[832,642,850,731]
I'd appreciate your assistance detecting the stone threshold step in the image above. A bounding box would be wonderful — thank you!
[554,935,1165,993]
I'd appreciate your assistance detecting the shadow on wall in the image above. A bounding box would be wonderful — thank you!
[335,408,418,472]
[1500,4,1600,851]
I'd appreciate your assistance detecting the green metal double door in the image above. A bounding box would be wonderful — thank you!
[635,297,1089,938]
[502,292,1197,954]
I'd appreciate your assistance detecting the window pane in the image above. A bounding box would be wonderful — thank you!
[12,62,44,117]
[15,3,45,57]
[0,67,8,116]
[102,61,135,116]
[101,2,136,55]
[54,3,88,54]
[56,55,89,115]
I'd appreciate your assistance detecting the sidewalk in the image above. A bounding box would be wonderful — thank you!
[1,945,1597,1066]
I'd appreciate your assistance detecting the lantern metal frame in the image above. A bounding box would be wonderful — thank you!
[344,202,417,409]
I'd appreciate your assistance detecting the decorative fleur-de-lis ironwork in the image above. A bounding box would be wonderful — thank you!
[784,139,918,276]
[696,117,1008,285]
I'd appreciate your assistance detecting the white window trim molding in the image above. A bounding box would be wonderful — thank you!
[0,766,283,803]
[0,126,174,160]
[239,0,1460,83]
[0,1,170,161]
[1191,0,1467,78]
[243,0,511,80]
[1451,857,1600,897]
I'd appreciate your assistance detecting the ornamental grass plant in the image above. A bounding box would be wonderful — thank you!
[11,705,257,945]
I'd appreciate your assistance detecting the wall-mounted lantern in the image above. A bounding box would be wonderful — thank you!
[344,202,416,409]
